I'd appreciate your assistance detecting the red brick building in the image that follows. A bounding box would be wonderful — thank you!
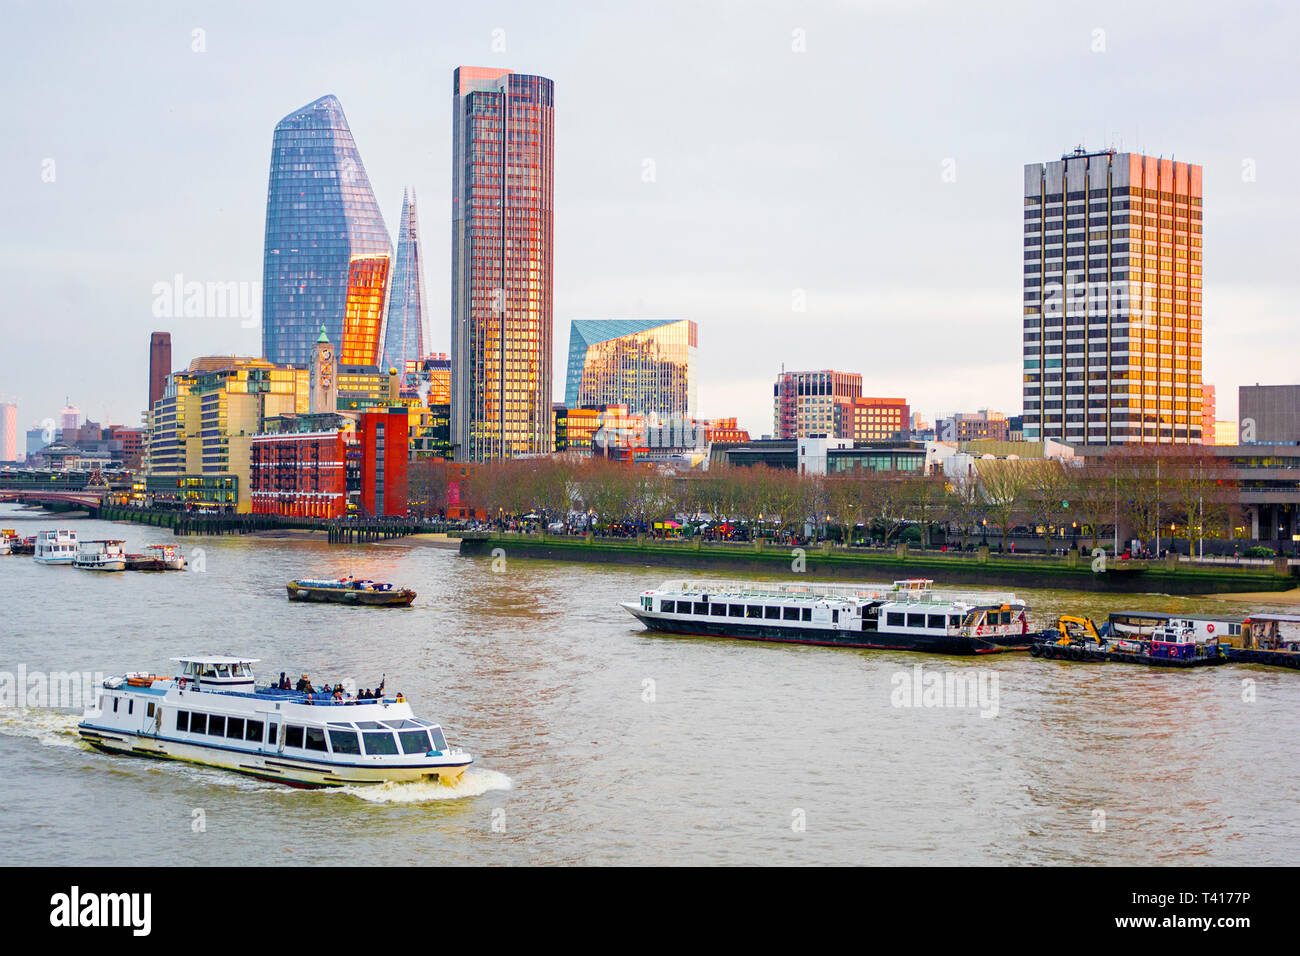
[250,431,348,518]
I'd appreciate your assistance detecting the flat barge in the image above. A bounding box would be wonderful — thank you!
[287,578,416,607]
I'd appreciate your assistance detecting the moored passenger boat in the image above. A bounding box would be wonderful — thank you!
[76,656,472,788]
[33,528,77,565]
[622,578,1037,655]
[287,578,416,606]
[74,539,128,572]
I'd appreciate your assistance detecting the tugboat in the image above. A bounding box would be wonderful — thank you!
[622,578,1038,654]
[74,539,128,572]
[1030,613,1228,667]
[1222,614,1300,669]
[287,577,416,607]
[33,528,78,565]
[77,656,473,788]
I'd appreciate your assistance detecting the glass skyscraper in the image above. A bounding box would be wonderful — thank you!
[451,66,555,461]
[262,94,392,368]
[382,189,426,374]
[565,319,698,421]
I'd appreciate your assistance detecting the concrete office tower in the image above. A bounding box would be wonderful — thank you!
[451,66,555,461]
[262,94,392,368]
[1022,149,1203,445]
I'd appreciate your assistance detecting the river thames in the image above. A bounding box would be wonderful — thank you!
[1,505,1297,866]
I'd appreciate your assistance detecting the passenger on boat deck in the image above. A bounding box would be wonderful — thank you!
[280,673,291,690]
[333,688,343,701]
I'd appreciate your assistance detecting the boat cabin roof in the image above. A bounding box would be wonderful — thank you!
[172,656,261,666]
[1246,613,1300,624]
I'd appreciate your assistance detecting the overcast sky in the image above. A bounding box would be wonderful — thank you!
[1,0,1295,439]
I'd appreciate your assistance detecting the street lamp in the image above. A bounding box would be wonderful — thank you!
[1071,521,1078,550]
[981,519,988,547]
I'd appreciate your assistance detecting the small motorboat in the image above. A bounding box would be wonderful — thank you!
[287,578,416,607]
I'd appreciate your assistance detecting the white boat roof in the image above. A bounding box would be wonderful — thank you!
[171,656,262,665]
[656,579,1021,606]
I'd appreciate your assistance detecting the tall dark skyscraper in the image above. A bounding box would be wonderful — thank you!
[148,331,171,411]
[262,94,391,368]
[451,66,555,461]
[382,189,426,374]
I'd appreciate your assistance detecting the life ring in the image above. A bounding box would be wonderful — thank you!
[976,625,984,636]
[1207,624,1215,634]
[178,677,187,690]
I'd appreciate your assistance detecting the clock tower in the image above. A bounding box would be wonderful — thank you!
[309,326,337,415]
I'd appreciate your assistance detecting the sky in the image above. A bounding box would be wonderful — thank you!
[1,0,1296,442]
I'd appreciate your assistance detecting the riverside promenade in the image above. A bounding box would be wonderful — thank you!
[458,531,1298,595]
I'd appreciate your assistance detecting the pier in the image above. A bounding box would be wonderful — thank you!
[97,505,439,544]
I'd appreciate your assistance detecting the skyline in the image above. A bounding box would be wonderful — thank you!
[3,1,1298,436]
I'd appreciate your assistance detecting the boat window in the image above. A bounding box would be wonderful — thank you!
[949,616,960,628]
[728,604,744,617]
[832,610,839,623]
[801,608,812,622]
[906,614,926,628]
[355,721,385,729]
[361,732,399,756]
[399,730,432,755]
[201,665,217,678]
[216,665,231,678]
[409,718,433,727]
[112,697,119,713]
[236,664,251,677]
[430,727,448,752]
[225,717,245,739]
[746,606,761,618]
[887,612,905,627]
[382,719,420,730]
[284,725,305,749]
[245,719,264,742]
[176,711,189,732]
[128,699,134,715]
[660,600,675,613]
[190,713,207,734]
[764,606,780,619]
[184,662,198,677]
[305,727,329,752]
[267,724,277,746]
[208,715,225,736]
[147,702,155,718]
[783,607,800,621]
[694,602,709,615]
[927,614,946,629]
[329,728,361,755]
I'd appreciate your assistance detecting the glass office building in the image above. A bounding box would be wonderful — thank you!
[262,94,392,368]
[565,319,698,421]
[451,67,555,461]
[382,189,426,374]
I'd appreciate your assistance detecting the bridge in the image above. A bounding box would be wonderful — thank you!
[0,468,131,516]
[0,489,109,513]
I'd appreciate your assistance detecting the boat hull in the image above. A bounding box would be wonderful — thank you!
[1224,647,1300,669]
[628,608,1032,655]
[75,560,127,572]
[286,583,416,607]
[1029,640,1227,668]
[76,724,471,788]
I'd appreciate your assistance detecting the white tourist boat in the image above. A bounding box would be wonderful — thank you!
[622,578,1039,655]
[34,528,78,565]
[77,656,473,788]
[73,539,128,572]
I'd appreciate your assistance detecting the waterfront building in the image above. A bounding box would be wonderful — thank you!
[702,417,750,444]
[1022,148,1203,445]
[356,407,409,516]
[411,355,452,460]
[451,66,555,461]
[553,405,601,453]
[773,370,863,439]
[262,94,392,368]
[1239,384,1300,445]
[710,438,927,474]
[564,319,698,421]
[149,332,172,412]
[382,190,426,374]
[0,401,17,462]
[250,413,352,519]
[145,357,307,512]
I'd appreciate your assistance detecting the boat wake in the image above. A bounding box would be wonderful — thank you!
[0,708,83,748]
[335,768,513,804]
